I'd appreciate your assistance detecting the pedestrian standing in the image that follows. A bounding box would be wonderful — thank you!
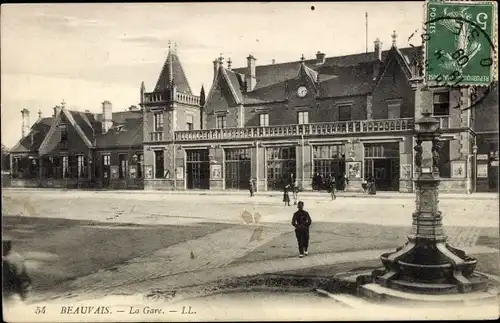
[291,201,312,258]
[2,240,32,305]
[249,178,254,197]
[328,175,337,200]
[283,184,291,206]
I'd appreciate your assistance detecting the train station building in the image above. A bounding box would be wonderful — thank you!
[8,32,498,193]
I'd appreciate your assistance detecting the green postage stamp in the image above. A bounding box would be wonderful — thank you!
[423,0,498,87]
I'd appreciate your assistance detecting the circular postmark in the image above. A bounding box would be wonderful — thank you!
[410,1,497,111]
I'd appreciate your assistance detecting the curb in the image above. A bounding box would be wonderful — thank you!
[2,187,498,200]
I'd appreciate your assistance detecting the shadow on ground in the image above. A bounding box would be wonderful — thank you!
[2,215,234,291]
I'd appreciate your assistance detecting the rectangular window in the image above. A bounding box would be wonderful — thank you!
[154,112,164,131]
[103,154,111,166]
[259,113,269,127]
[154,150,164,179]
[137,153,143,179]
[387,102,401,119]
[216,115,226,129]
[77,155,85,178]
[60,123,68,142]
[186,115,194,131]
[62,156,69,178]
[338,105,352,122]
[119,154,128,179]
[297,111,309,124]
[433,92,450,116]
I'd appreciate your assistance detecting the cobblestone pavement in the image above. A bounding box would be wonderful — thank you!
[3,190,498,304]
[56,224,290,296]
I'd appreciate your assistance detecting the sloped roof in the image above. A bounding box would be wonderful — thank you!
[10,117,55,153]
[228,46,422,102]
[11,108,144,154]
[154,51,193,95]
[95,113,143,148]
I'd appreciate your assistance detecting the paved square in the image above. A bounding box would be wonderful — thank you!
[2,190,499,303]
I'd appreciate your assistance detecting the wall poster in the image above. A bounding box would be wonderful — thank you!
[477,164,488,178]
[346,161,361,179]
[451,161,466,178]
[211,164,222,179]
[144,165,153,179]
[110,165,119,180]
[176,166,184,180]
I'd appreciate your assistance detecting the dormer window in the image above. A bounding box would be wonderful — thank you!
[60,123,68,142]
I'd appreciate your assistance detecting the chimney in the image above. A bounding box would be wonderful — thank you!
[246,54,257,92]
[102,101,113,134]
[21,109,30,138]
[374,38,382,61]
[212,58,218,81]
[53,106,62,117]
[316,51,326,65]
[272,59,276,64]
[373,38,383,80]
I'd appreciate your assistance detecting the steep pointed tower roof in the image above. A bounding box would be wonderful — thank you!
[200,85,206,107]
[154,43,193,95]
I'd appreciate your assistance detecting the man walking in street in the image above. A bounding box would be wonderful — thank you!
[291,201,312,258]
[2,239,32,305]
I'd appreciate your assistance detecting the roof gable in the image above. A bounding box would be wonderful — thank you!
[37,109,93,155]
[373,46,413,90]
[206,67,243,106]
[10,117,54,153]
[231,46,422,99]
[154,51,193,95]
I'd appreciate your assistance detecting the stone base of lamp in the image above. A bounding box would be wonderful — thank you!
[374,236,489,295]
[358,283,499,308]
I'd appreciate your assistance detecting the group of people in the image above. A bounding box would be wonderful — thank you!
[312,173,347,192]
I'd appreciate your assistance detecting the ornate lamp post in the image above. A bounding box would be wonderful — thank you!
[373,107,488,295]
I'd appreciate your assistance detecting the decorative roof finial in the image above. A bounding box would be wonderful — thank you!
[227,57,232,70]
[168,40,171,51]
[218,53,224,65]
[38,109,42,119]
[300,54,305,62]
[391,30,397,48]
[61,99,66,109]
[174,42,178,54]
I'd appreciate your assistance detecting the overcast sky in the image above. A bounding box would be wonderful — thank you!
[1,2,424,148]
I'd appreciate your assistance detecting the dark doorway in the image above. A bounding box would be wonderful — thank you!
[186,149,210,189]
[225,148,251,190]
[364,142,400,191]
[266,146,296,190]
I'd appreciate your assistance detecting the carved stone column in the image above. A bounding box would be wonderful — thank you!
[373,109,488,295]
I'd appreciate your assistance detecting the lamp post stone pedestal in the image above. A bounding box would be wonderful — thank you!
[371,110,488,295]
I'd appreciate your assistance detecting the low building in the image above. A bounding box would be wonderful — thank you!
[7,33,498,193]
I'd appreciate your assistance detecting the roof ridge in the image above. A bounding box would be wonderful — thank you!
[232,46,422,70]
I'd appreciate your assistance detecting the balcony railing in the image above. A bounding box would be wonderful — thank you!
[174,118,414,142]
[144,91,200,106]
[436,116,450,129]
[150,131,164,142]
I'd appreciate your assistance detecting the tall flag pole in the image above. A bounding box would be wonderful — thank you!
[365,12,368,53]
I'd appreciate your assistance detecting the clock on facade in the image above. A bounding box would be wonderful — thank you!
[297,86,308,97]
